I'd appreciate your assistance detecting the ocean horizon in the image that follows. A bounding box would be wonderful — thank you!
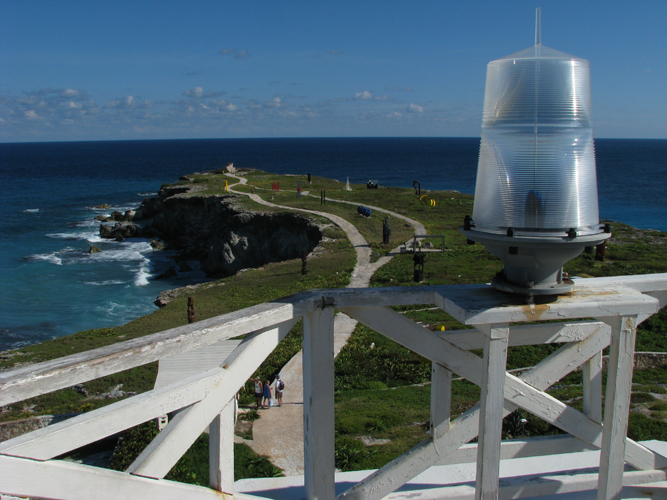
[1,137,665,350]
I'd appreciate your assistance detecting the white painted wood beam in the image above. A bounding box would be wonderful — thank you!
[435,285,658,326]
[0,366,225,459]
[0,296,312,406]
[574,273,667,294]
[437,321,609,351]
[441,434,597,465]
[503,370,664,470]
[646,290,667,309]
[431,363,451,440]
[126,318,298,479]
[209,398,235,494]
[0,453,225,500]
[311,286,438,309]
[597,315,638,500]
[0,287,437,409]
[583,352,603,424]
[475,324,509,500]
[4,278,660,407]
[0,319,292,460]
[638,290,667,324]
[519,326,610,389]
[303,306,336,500]
[341,306,611,396]
[339,306,483,382]
[340,306,664,487]
[337,437,437,500]
[337,315,608,500]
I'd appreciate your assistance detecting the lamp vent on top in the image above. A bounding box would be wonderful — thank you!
[462,9,610,295]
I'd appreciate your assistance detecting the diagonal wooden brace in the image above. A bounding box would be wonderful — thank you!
[126,318,298,479]
[337,306,666,500]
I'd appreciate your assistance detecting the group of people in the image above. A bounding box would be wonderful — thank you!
[249,375,284,409]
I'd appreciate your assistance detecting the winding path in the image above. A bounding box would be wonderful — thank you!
[225,174,425,475]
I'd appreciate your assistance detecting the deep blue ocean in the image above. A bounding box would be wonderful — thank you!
[0,137,665,350]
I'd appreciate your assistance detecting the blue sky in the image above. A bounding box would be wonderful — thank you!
[1,0,666,142]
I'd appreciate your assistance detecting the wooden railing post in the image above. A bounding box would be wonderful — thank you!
[209,398,236,494]
[476,323,510,500]
[303,304,336,500]
[583,351,603,423]
[431,362,452,440]
[597,315,638,500]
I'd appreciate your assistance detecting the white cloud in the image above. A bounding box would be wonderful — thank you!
[0,81,483,141]
[185,86,204,98]
[217,48,249,59]
[105,96,138,109]
[354,91,373,100]
[264,97,286,108]
[183,87,227,98]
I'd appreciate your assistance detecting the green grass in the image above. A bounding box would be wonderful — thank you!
[334,385,431,470]
[4,167,667,478]
[108,420,282,484]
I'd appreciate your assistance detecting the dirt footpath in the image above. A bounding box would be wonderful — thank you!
[227,174,425,475]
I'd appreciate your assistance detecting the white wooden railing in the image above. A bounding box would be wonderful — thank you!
[1,274,667,500]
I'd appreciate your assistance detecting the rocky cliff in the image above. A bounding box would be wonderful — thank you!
[133,185,323,278]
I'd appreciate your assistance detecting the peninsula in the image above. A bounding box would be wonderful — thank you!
[2,168,667,486]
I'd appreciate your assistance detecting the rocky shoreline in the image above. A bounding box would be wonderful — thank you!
[97,182,323,294]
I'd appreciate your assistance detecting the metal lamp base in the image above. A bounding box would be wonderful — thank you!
[491,272,574,296]
[462,227,610,296]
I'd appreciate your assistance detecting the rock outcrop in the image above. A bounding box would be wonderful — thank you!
[99,222,139,241]
[134,185,323,278]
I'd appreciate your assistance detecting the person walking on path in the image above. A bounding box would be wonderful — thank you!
[274,374,284,407]
[263,380,272,408]
[250,377,264,409]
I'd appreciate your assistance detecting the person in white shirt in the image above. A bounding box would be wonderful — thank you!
[274,374,284,407]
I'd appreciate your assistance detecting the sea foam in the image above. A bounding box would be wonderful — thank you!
[25,253,63,265]
[134,260,151,286]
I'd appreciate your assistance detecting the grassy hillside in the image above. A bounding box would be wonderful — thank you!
[2,168,667,480]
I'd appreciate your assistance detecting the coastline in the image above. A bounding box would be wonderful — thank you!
[1,168,667,487]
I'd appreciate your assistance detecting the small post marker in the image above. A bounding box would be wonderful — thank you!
[413,251,424,282]
[188,297,195,324]
[382,216,391,244]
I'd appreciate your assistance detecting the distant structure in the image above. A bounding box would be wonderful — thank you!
[345,176,352,191]
[226,163,236,174]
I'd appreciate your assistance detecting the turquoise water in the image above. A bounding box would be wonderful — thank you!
[0,138,665,350]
